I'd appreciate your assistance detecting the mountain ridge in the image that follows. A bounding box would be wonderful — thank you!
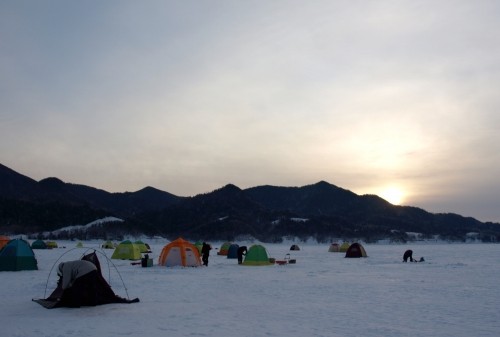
[0,163,498,242]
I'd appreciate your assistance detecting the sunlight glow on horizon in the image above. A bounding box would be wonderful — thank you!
[379,186,405,205]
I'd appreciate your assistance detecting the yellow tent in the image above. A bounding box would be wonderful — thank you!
[111,240,142,260]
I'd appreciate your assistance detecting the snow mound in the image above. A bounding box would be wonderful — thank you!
[46,217,124,235]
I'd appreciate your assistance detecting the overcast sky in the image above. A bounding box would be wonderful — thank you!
[1,1,499,222]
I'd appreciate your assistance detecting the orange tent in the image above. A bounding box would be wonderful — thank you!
[0,235,10,250]
[158,238,201,267]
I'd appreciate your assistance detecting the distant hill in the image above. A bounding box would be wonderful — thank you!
[0,163,499,242]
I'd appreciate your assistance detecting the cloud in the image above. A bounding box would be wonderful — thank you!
[1,1,500,221]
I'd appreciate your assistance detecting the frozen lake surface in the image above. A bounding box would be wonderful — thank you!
[1,241,499,337]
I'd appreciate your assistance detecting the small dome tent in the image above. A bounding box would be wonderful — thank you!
[31,239,47,249]
[217,242,232,255]
[46,241,58,249]
[339,242,350,252]
[111,240,142,260]
[328,243,340,252]
[345,243,368,258]
[227,244,240,259]
[158,238,201,267]
[102,241,115,249]
[242,244,273,266]
[290,244,300,251]
[0,239,38,271]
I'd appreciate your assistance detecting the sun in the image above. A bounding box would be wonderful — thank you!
[379,187,405,205]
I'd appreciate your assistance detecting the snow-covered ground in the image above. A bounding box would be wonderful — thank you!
[1,241,499,337]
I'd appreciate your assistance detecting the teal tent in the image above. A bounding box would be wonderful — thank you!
[0,239,38,271]
[31,239,47,249]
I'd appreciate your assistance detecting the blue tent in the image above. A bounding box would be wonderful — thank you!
[0,239,38,271]
[227,243,240,259]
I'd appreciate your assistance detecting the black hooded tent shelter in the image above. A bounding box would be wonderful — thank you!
[33,251,139,308]
[345,242,368,258]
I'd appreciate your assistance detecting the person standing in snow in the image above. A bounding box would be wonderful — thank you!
[237,246,247,264]
[201,242,211,266]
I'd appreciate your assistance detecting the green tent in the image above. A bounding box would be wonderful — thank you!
[242,244,273,266]
[0,239,38,271]
[46,241,58,249]
[102,240,115,249]
[194,241,203,254]
[134,240,150,253]
[217,242,232,255]
[339,242,350,252]
[31,239,47,249]
[75,242,84,248]
[111,240,142,260]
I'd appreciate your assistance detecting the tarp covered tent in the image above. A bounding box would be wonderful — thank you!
[345,243,368,258]
[0,235,10,250]
[101,241,115,249]
[158,238,201,267]
[328,243,340,252]
[242,244,273,266]
[0,239,38,271]
[217,242,232,255]
[31,239,47,249]
[33,251,139,309]
[111,240,142,260]
[227,244,240,259]
[290,244,300,251]
[339,242,350,252]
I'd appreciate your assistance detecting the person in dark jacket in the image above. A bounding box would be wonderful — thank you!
[403,249,415,262]
[237,246,247,264]
[201,242,211,266]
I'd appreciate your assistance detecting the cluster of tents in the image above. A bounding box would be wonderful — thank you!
[31,239,59,249]
[0,234,415,312]
[155,239,276,267]
[0,236,369,273]
[329,242,368,258]
[211,241,277,266]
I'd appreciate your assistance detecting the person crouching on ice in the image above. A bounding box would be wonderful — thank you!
[403,249,415,262]
[57,260,98,307]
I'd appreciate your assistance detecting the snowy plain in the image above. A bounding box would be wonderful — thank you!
[1,240,499,337]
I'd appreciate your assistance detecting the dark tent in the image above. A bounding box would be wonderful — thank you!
[227,243,239,259]
[31,239,47,249]
[290,244,300,251]
[0,239,38,271]
[345,243,368,258]
[33,251,139,308]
